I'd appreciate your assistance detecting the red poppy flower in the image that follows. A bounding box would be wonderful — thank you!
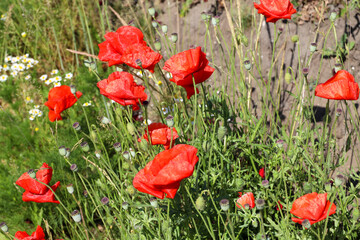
[236,192,255,209]
[315,70,359,100]
[259,168,265,179]
[133,144,199,199]
[16,163,60,204]
[44,85,82,122]
[97,71,147,110]
[163,46,215,99]
[98,26,162,72]
[290,192,336,225]
[138,123,179,150]
[14,225,45,240]
[254,0,297,23]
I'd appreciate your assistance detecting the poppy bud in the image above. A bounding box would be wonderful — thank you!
[302,68,309,77]
[123,151,130,160]
[123,161,130,170]
[170,33,178,43]
[101,197,109,205]
[240,34,249,47]
[65,148,71,158]
[0,222,8,233]
[195,195,206,211]
[262,180,270,188]
[122,201,129,210]
[330,11,337,22]
[27,169,36,179]
[291,35,299,43]
[211,16,220,26]
[135,59,142,67]
[154,40,162,51]
[255,199,265,210]
[129,148,135,158]
[219,199,230,211]
[113,142,121,152]
[162,25,168,34]
[149,197,158,208]
[126,122,136,135]
[84,60,96,70]
[244,60,252,71]
[59,146,66,156]
[301,219,311,229]
[72,122,81,131]
[90,131,97,142]
[126,186,136,196]
[334,63,342,73]
[217,126,227,140]
[325,182,332,192]
[80,141,90,152]
[140,139,148,151]
[352,208,360,221]
[251,218,258,227]
[83,190,88,198]
[310,43,317,53]
[71,210,82,223]
[101,116,111,124]
[336,108,342,117]
[202,140,210,152]
[285,72,292,84]
[335,174,345,186]
[278,27,284,34]
[70,164,78,172]
[166,115,174,127]
[201,11,209,21]
[148,7,155,17]
[67,184,74,194]
[151,21,158,28]
[303,182,312,193]
[95,150,101,159]
[70,85,76,95]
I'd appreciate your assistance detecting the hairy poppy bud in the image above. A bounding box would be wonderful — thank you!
[285,72,292,84]
[27,169,36,179]
[220,199,230,211]
[149,197,158,208]
[123,161,130,170]
[81,142,90,152]
[90,131,97,142]
[202,140,210,152]
[211,16,220,26]
[65,148,71,158]
[140,139,148,151]
[255,199,265,210]
[335,174,345,187]
[195,195,206,211]
[244,60,252,71]
[67,184,74,194]
[262,180,270,188]
[123,151,130,160]
[291,35,299,43]
[151,21,158,28]
[330,11,337,22]
[101,116,111,124]
[217,126,227,140]
[72,122,81,131]
[126,186,136,196]
[201,11,209,21]
[71,210,82,223]
[59,146,66,156]
[113,142,121,152]
[148,7,155,17]
[122,202,129,210]
[70,164,78,172]
[0,222,8,233]
[325,182,332,192]
[162,25,168,34]
[310,43,317,53]
[240,34,249,47]
[170,33,178,43]
[126,122,136,136]
[70,85,76,95]
[166,115,174,127]
[301,219,311,229]
[101,197,109,205]
[154,40,162,51]
[303,182,312,193]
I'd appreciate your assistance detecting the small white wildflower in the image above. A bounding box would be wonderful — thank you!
[165,72,172,79]
[39,74,47,81]
[3,64,9,71]
[21,32,27,38]
[10,71,18,77]
[25,96,33,103]
[161,107,169,115]
[50,69,59,75]
[21,54,29,59]
[65,73,73,79]
[34,105,40,109]
[33,60,39,65]
[0,65,2,71]
[26,63,33,69]
[0,74,8,82]
[54,76,62,82]
[18,64,25,71]
[29,115,35,121]
[143,119,152,125]
[27,58,35,64]
[5,56,11,63]
[54,82,61,87]
[25,75,31,80]
[11,64,19,71]
[83,101,92,107]
[44,80,51,85]
[136,70,143,78]
[37,111,43,117]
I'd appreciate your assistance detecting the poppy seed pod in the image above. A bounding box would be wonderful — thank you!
[255,199,265,210]
[149,197,158,208]
[335,174,345,187]
[166,115,174,127]
[72,122,81,131]
[148,7,155,17]
[123,162,130,170]
[65,148,71,158]
[135,59,142,67]
[27,169,36,179]
[162,25,168,34]
[330,11,337,22]
[0,222,8,233]
[126,186,136,196]
[302,68,309,77]
[80,142,90,152]
[244,60,252,71]
[70,85,76,95]
[301,219,311,229]
[71,210,82,223]
[278,27,284,34]
[310,43,317,53]
[336,108,342,117]
[291,35,299,43]
[334,63,342,73]
[113,142,121,152]
[70,164,78,172]
[211,16,220,26]
[123,151,130,160]
[151,21,158,28]
[325,182,332,192]
[122,201,129,210]
[217,126,227,140]
[170,33,178,43]
[67,184,74,194]
[262,180,270,188]
[220,199,230,211]
[195,195,206,211]
[59,146,66,156]
[276,139,284,148]
[101,197,109,205]
[101,116,111,124]
[154,40,162,51]
[201,11,209,21]
[84,60,97,70]
[129,148,135,158]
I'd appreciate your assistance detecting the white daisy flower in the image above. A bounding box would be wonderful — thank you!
[34,105,40,109]
[27,58,35,64]
[21,32,27,38]
[33,60,39,65]
[29,115,35,121]
[25,75,31,80]
[65,73,73,79]
[11,64,19,71]
[83,101,92,107]
[136,70,143,78]
[165,72,172,79]
[50,69,59,75]
[0,65,2,71]
[0,74,8,82]
[5,56,11,63]
[1,14,6,21]
[12,56,20,63]
[18,64,25,71]
[25,96,33,103]
[44,80,51,85]
[3,64,9,71]
[39,74,47,81]
[10,71,18,77]
[37,111,43,117]
[54,76,62,82]
[21,54,29,59]
[54,82,61,87]
[143,119,152,125]
[26,63,33,69]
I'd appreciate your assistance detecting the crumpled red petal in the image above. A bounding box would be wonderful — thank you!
[14,225,46,240]
[22,181,60,204]
[138,123,179,149]
[254,0,297,23]
[236,192,256,209]
[16,163,53,195]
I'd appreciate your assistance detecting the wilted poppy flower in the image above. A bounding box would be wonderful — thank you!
[290,192,336,225]
[276,200,283,211]
[44,85,82,122]
[163,46,215,99]
[254,0,297,23]
[315,70,359,100]
[97,71,147,110]
[16,163,60,204]
[259,167,265,179]
[133,144,199,199]
[98,26,162,72]
[14,225,45,240]
[138,123,179,150]
[236,192,255,209]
